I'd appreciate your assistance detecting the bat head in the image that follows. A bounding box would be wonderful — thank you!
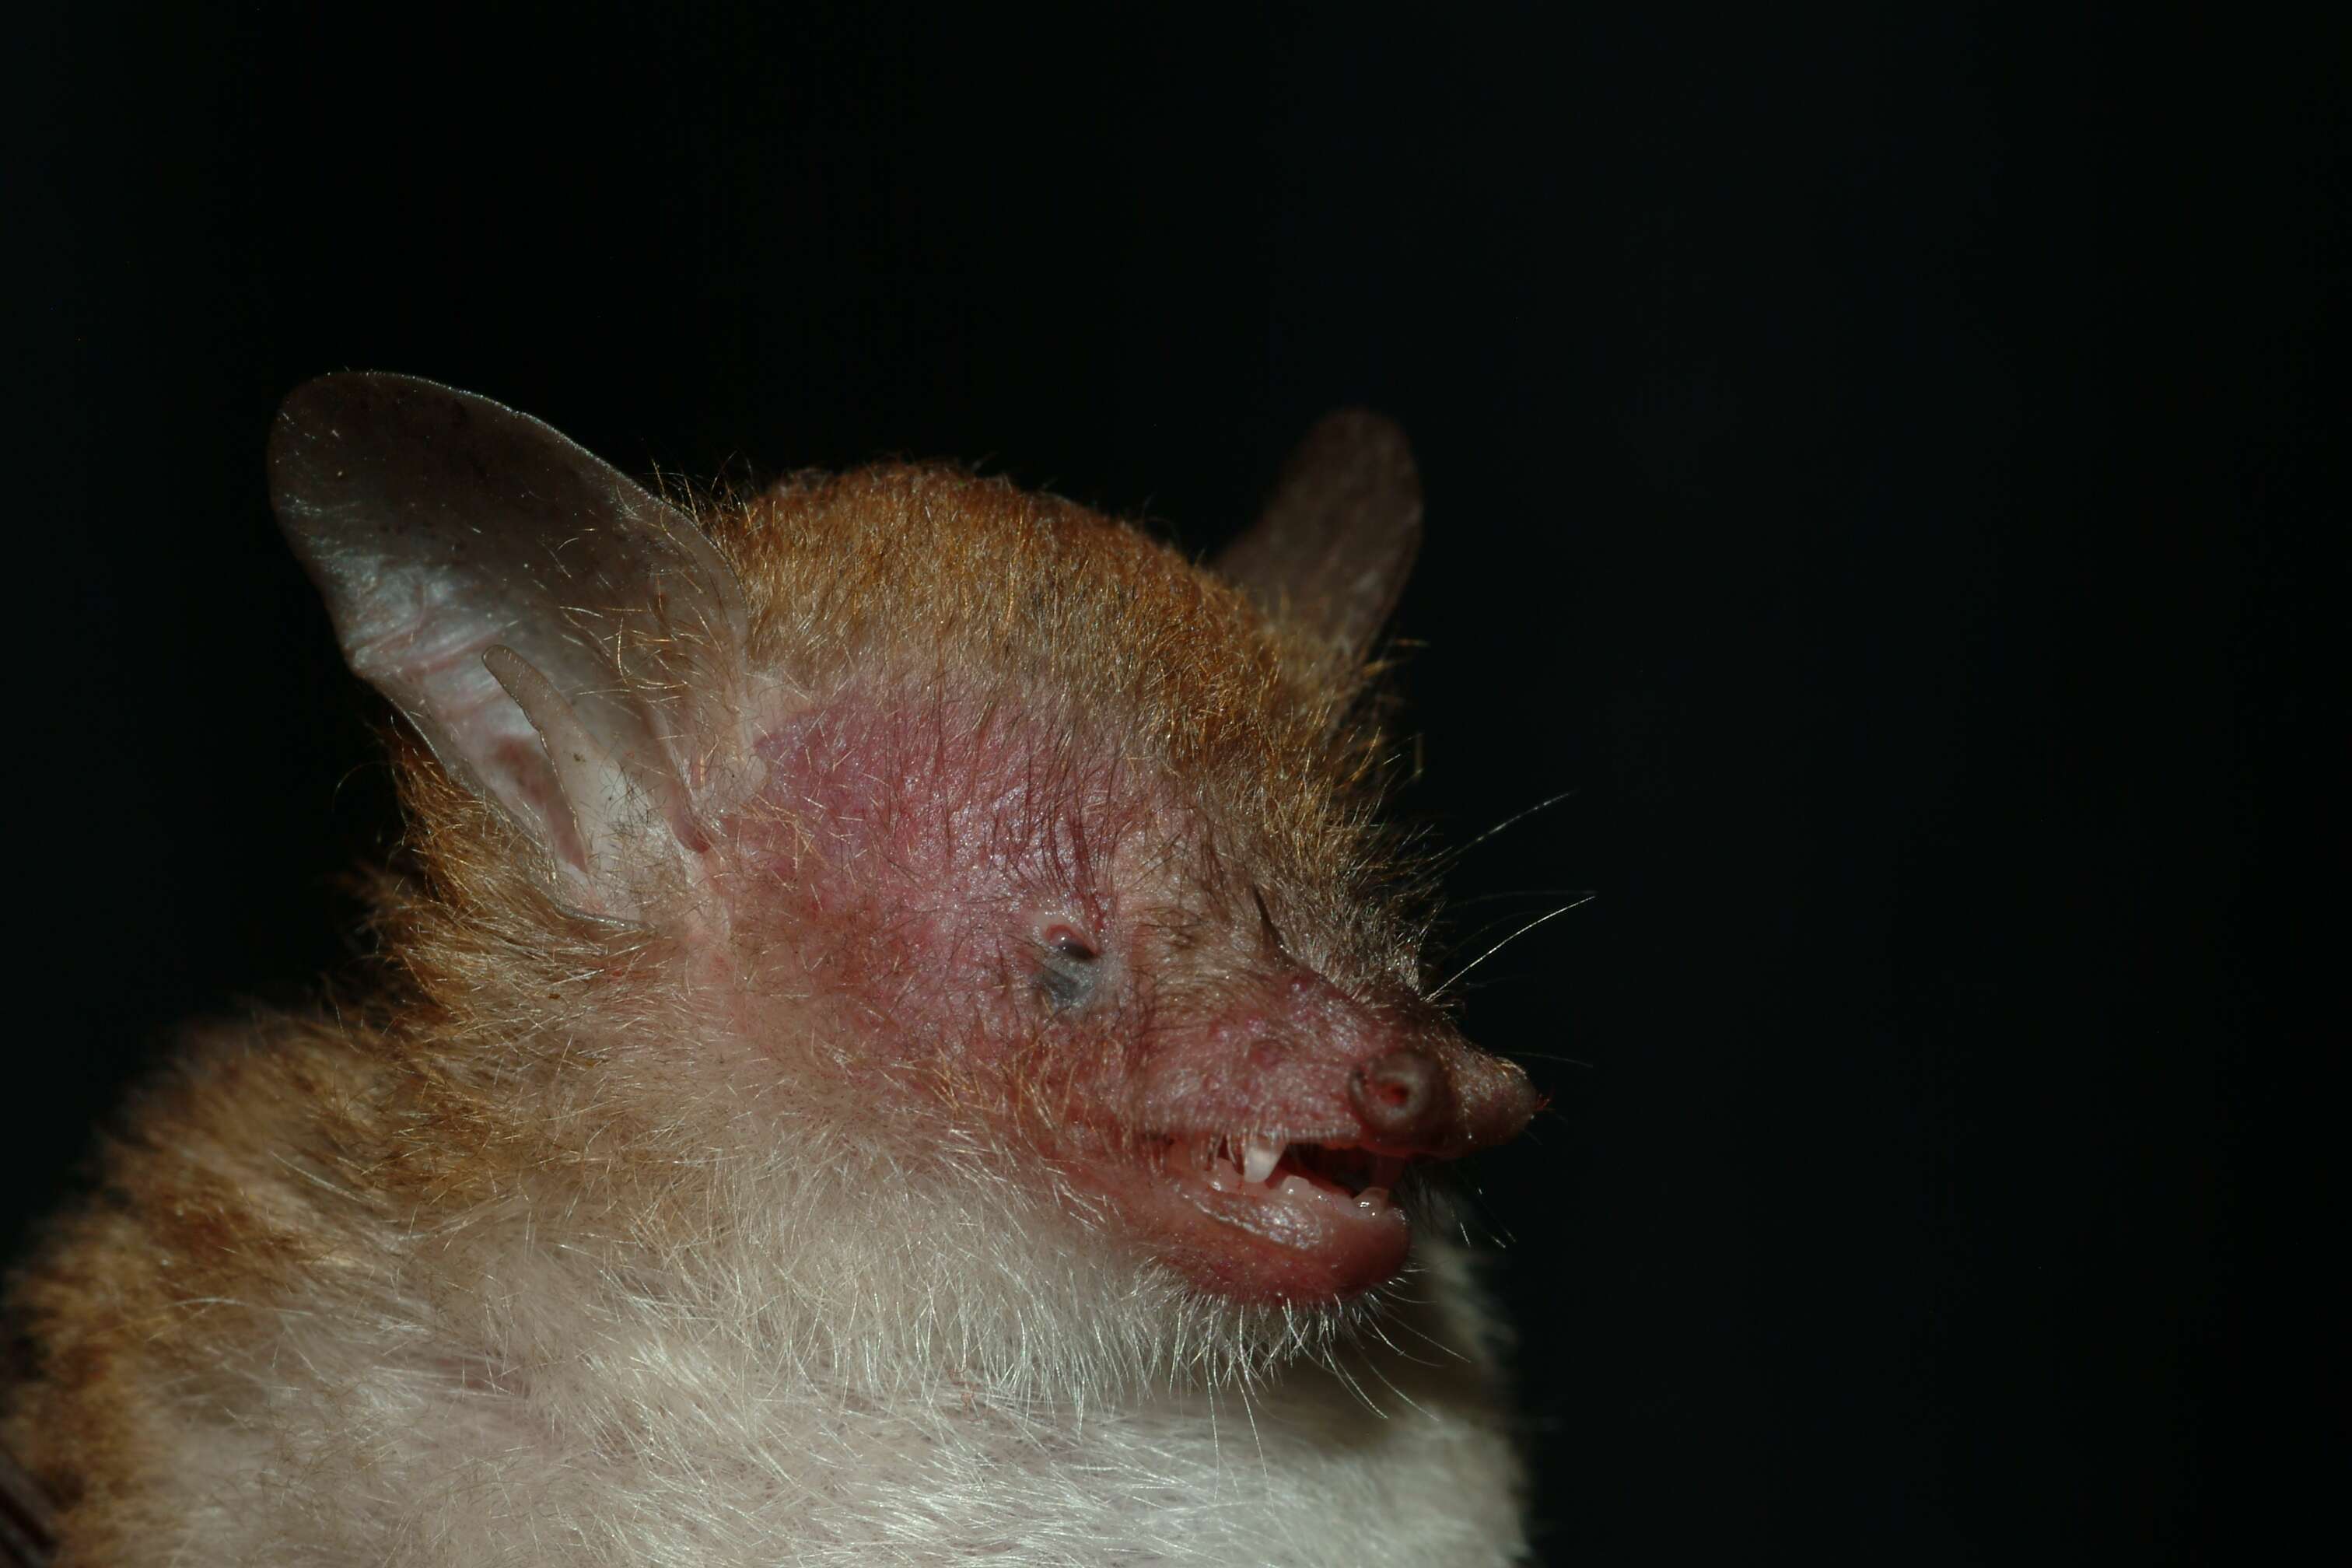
[268,374,1538,1311]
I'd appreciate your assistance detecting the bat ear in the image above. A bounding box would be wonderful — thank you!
[268,373,761,922]
[1213,409,1423,675]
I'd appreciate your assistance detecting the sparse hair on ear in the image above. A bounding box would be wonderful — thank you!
[269,373,767,922]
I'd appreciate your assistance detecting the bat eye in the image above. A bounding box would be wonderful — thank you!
[1034,922,1101,1010]
[1043,925,1097,962]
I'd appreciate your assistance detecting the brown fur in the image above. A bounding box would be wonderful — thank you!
[2,418,1521,1564]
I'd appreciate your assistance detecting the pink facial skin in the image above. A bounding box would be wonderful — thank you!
[0,375,1536,1563]
[729,691,1539,1304]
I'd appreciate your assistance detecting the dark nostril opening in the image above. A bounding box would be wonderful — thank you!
[1348,1047,1449,1146]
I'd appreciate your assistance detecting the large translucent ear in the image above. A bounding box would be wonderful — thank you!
[268,373,761,922]
[1214,409,1423,675]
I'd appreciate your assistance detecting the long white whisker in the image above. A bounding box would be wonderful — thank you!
[1369,1303,1468,1364]
[1360,1304,1444,1370]
[1427,894,1594,999]
[1440,895,1597,967]
[1448,789,1580,861]
[1445,886,1595,910]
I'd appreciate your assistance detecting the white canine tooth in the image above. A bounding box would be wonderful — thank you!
[1356,1186,1391,1211]
[1241,1134,1285,1185]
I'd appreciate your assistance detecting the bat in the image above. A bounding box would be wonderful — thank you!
[1,374,1540,1564]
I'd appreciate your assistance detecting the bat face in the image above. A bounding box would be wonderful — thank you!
[267,373,1536,1310]
[0,373,1538,1565]
[726,688,1536,1301]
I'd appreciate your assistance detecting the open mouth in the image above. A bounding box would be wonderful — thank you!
[1125,1132,1420,1300]
[1188,1132,1412,1212]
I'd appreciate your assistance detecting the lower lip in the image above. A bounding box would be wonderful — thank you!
[1135,1153,1416,1302]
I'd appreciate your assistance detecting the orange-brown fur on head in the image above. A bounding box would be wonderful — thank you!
[1,380,1534,1566]
[338,454,1433,1215]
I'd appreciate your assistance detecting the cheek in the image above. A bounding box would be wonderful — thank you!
[716,858,1051,1103]
[712,705,1160,1123]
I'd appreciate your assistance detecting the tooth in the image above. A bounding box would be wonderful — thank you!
[1356,1186,1391,1211]
[1201,1136,1231,1188]
[1241,1135,1284,1185]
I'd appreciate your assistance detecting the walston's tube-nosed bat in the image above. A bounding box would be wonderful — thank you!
[1,375,1541,1564]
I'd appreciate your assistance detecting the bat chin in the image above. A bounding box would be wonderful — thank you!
[1114,1132,1422,1303]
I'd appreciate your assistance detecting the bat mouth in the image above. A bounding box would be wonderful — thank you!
[1122,1130,1421,1301]
[1185,1132,1413,1211]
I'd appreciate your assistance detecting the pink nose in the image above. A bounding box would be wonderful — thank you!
[1347,1047,1456,1150]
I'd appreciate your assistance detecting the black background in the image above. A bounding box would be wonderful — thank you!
[15,5,2329,1562]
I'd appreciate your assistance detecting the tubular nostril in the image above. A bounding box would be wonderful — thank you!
[1348,1047,1450,1146]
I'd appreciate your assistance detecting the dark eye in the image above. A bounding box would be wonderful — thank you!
[1034,923,1101,1011]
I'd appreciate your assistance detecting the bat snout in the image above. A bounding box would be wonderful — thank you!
[1346,1046,1454,1150]
[1344,1036,1540,1159]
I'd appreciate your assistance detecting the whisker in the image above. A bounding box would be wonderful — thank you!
[1357,1343,1437,1419]
[1360,1299,1445,1370]
[1321,1342,1387,1418]
[1427,894,1594,999]
[1444,886,1596,910]
[1235,1376,1271,1486]
[1443,788,1580,865]
[1436,894,1598,971]
[1367,1299,1468,1364]
[1433,1179,1515,1253]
